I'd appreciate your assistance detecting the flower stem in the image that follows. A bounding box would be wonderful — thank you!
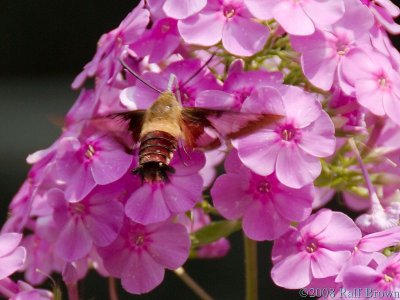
[243,233,258,300]
[174,267,214,300]
[108,277,119,300]
[67,283,79,300]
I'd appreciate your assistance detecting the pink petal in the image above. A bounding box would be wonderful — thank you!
[222,16,268,56]
[211,174,250,219]
[121,251,164,294]
[276,145,321,188]
[242,86,286,116]
[162,175,203,214]
[298,111,335,157]
[63,163,96,203]
[243,202,290,240]
[282,86,322,128]
[273,184,314,222]
[55,218,92,261]
[383,90,400,126]
[90,140,132,185]
[0,233,22,257]
[342,265,381,289]
[300,209,332,237]
[147,223,190,269]
[355,79,386,116]
[271,251,312,289]
[120,86,157,110]
[273,2,315,36]
[178,11,224,46]
[292,33,338,90]
[196,90,236,109]
[84,199,124,247]
[163,0,206,19]
[236,130,281,176]
[317,212,362,251]
[360,227,400,252]
[303,0,345,26]
[311,249,350,278]
[125,185,170,225]
[244,0,275,19]
[0,247,26,280]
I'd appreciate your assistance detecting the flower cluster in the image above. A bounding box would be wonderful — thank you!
[2,0,400,298]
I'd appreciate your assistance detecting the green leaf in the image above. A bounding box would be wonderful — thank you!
[191,220,241,247]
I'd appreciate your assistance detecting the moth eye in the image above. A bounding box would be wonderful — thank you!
[164,105,172,111]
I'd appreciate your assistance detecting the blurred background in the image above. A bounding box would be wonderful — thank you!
[0,1,399,299]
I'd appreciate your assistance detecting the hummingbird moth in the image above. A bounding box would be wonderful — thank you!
[113,57,281,183]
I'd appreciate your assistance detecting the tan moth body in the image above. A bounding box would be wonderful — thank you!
[140,91,183,140]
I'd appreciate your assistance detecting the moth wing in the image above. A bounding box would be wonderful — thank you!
[107,110,146,143]
[180,108,281,149]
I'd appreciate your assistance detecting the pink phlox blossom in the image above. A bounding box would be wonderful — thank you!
[211,149,314,241]
[48,185,125,262]
[178,0,269,56]
[271,209,362,289]
[125,150,205,225]
[234,85,336,188]
[370,26,400,71]
[222,63,283,110]
[121,58,221,109]
[312,187,335,209]
[245,0,345,36]
[291,0,374,91]
[22,233,61,285]
[336,226,400,282]
[342,252,400,299]
[71,3,150,89]
[199,144,227,188]
[97,218,190,294]
[0,233,26,280]
[328,89,367,134]
[342,48,400,126]
[130,18,180,64]
[361,0,400,34]
[56,129,133,202]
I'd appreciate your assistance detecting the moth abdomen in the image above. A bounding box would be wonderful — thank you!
[136,130,178,182]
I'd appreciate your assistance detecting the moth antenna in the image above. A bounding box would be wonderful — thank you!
[119,57,162,94]
[181,52,216,88]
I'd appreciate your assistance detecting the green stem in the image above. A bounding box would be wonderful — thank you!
[243,234,258,300]
[174,267,214,300]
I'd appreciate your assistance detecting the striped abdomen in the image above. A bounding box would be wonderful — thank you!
[135,130,178,182]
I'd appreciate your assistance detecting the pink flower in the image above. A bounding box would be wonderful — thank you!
[361,0,400,34]
[0,233,26,280]
[211,150,314,240]
[72,3,149,89]
[48,186,125,261]
[245,0,345,36]
[97,218,190,294]
[271,209,362,289]
[130,18,180,64]
[222,63,283,110]
[56,132,133,202]
[290,0,374,90]
[234,85,336,188]
[336,226,400,282]
[120,58,221,109]
[342,252,400,298]
[178,0,269,56]
[342,49,400,126]
[125,151,205,225]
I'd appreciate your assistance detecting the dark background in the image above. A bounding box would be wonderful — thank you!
[0,1,399,299]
